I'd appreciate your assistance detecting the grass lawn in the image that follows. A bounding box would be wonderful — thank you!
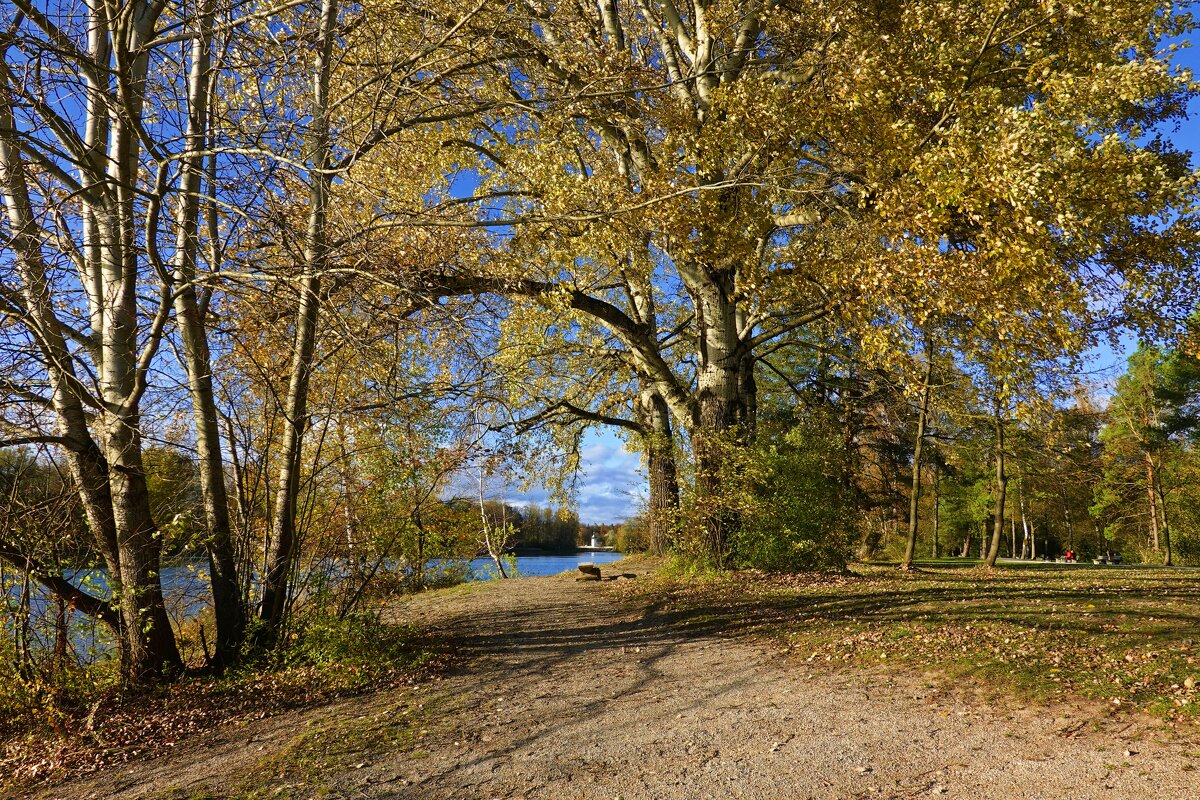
[624,560,1200,722]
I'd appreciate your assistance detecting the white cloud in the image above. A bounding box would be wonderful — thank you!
[504,429,645,524]
[575,430,647,523]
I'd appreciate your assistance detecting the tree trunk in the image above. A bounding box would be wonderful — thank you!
[932,463,941,558]
[1144,454,1161,554]
[637,386,679,556]
[1019,475,1031,559]
[984,405,1007,567]
[685,250,754,566]
[171,0,244,668]
[95,0,182,683]
[901,340,935,569]
[478,471,509,578]
[259,272,322,638]
[259,0,338,642]
[1155,468,1173,566]
[693,352,745,563]
[107,419,183,680]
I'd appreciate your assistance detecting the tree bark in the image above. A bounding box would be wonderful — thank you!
[171,0,244,668]
[259,274,322,636]
[637,386,679,556]
[1155,467,1173,566]
[690,264,750,565]
[901,340,935,569]
[1144,454,1161,554]
[984,404,1008,567]
[932,462,941,558]
[1061,489,1075,551]
[259,0,338,641]
[1018,475,1031,559]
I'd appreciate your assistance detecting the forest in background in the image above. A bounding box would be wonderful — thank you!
[2,0,1200,741]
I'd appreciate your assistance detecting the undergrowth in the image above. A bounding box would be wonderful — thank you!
[0,610,447,789]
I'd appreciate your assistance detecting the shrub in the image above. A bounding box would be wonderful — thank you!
[730,420,854,572]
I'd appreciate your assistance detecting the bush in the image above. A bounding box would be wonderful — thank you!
[235,610,439,697]
[0,650,116,739]
[283,612,430,674]
[729,420,854,572]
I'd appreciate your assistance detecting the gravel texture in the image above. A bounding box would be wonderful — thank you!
[27,564,1200,800]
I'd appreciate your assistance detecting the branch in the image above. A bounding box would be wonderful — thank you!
[0,435,74,448]
[415,272,697,425]
[0,540,120,631]
[502,398,643,435]
[747,304,830,348]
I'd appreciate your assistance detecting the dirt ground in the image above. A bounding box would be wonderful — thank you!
[22,563,1200,800]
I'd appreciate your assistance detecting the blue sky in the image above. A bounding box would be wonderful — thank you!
[504,430,644,525]
[517,35,1200,526]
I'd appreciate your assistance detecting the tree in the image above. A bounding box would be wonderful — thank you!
[487,289,683,557]
[166,0,245,667]
[1097,344,1200,566]
[256,0,341,646]
[0,0,201,681]
[403,0,1200,566]
[243,0,494,641]
[901,335,936,569]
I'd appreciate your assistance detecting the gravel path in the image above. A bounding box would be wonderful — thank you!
[28,565,1200,799]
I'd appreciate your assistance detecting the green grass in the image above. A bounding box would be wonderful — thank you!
[148,695,443,800]
[622,561,1200,721]
[230,694,446,800]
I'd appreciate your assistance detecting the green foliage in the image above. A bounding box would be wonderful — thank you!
[515,504,580,552]
[216,609,442,704]
[613,513,651,554]
[365,559,472,597]
[729,417,854,572]
[1092,343,1200,565]
[0,638,116,739]
[276,613,430,676]
[935,462,992,554]
[141,448,204,556]
[473,550,518,580]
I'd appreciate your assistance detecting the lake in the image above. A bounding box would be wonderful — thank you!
[3,551,626,661]
[465,551,625,578]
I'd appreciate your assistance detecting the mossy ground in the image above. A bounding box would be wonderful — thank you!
[150,693,451,800]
